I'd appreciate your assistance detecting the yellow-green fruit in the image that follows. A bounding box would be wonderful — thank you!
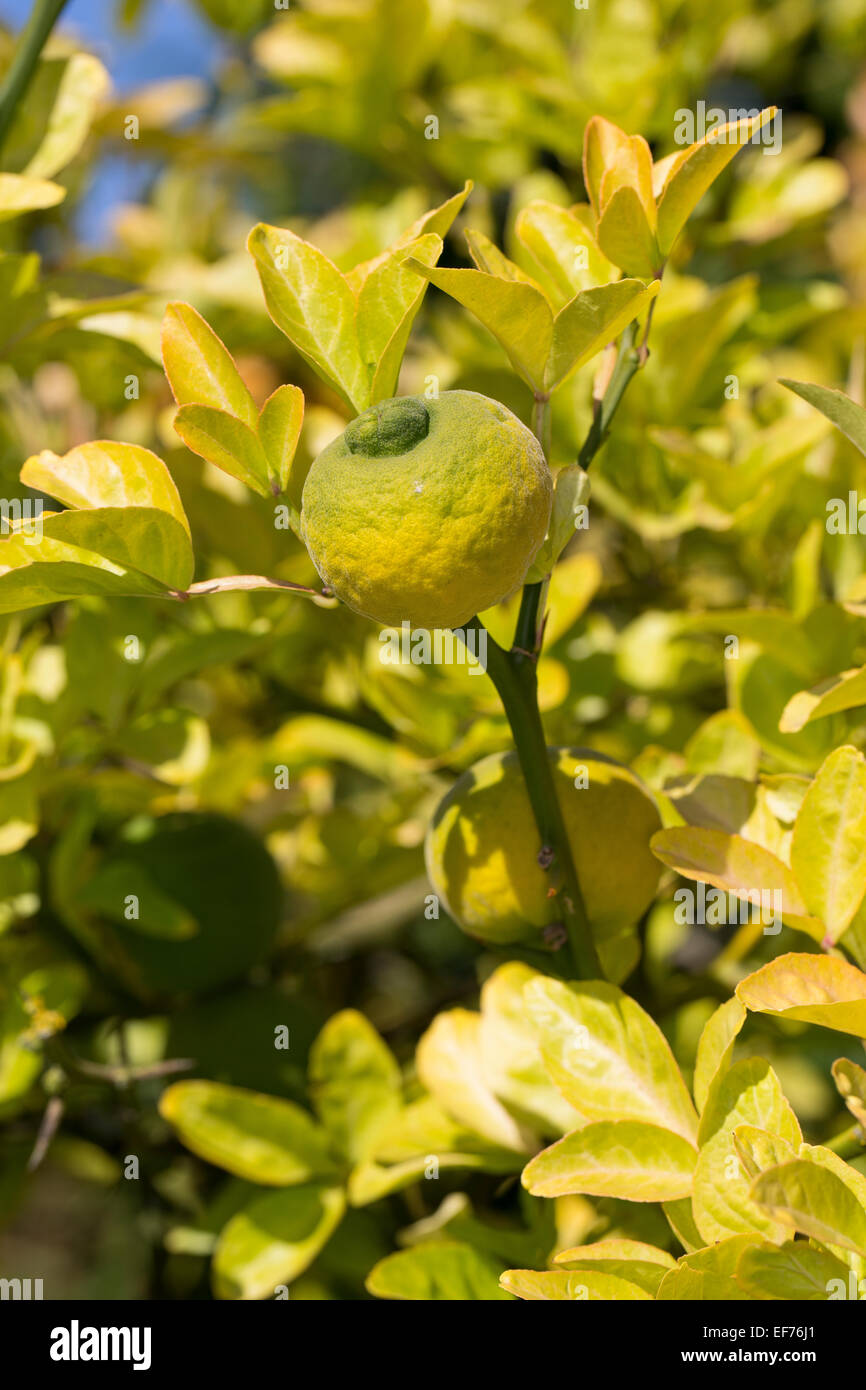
[301,391,552,630]
[425,748,662,962]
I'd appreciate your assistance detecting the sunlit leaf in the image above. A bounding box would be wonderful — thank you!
[736,953,866,1037]
[789,746,866,941]
[159,1080,337,1185]
[162,301,259,429]
[309,1009,401,1163]
[522,1119,696,1201]
[213,1183,345,1300]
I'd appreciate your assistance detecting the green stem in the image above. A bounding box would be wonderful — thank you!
[825,1122,865,1161]
[0,0,69,157]
[578,320,642,472]
[469,617,601,976]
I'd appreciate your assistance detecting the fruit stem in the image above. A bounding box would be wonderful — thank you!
[0,0,69,155]
[466,623,602,978]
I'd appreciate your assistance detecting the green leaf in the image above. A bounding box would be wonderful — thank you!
[173,404,272,497]
[501,1268,651,1300]
[656,107,778,256]
[790,746,866,942]
[693,997,746,1114]
[0,533,168,613]
[0,172,65,221]
[735,1240,853,1301]
[693,1058,802,1246]
[416,1008,537,1153]
[752,1159,866,1256]
[76,859,197,940]
[407,262,552,392]
[656,1235,760,1300]
[522,1120,696,1201]
[525,978,698,1142]
[662,1198,704,1254]
[212,1183,345,1300]
[357,233,443,403]
[367,1241,512,1300]
[515,200,614,299]
[781,378,866,458]
[596,186,660,277]
[258,384,304,500]
[525,465,590,582]
[21,442,190,536]
[781,666,866,733]
[832,1058,866,1129]
[42,507,194,592]
[546,278,659,390]
[554,1238,675,1297]
[159,1080,337,1186]
[308,1009,401,1163]
[736,952,866,1037]
[20,53,110,181]
[479,962,584,1137]
[162,302,259,430]
[248,222,368,411]
[464,229,544,284]
[651,826,823,940]
[732,1124,798,1181]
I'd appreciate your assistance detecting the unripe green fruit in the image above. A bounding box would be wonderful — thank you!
[425,748,662,975]
[301,391,552,630]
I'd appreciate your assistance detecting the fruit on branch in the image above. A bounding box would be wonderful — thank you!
[300,391,552,629]
[425,748,662,976]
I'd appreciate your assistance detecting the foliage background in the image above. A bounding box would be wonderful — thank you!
[1,0,866,1300]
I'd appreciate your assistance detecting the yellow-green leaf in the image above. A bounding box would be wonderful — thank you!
[736,953,866,1038]
[173,404,271,497]
[515,200,615,299]
[693,997,746,1114]
[212,1183,345,1300]
[407,262,552,392]
[308,1009,401,1164]
[656,1235,760,1300]
[42,508,193,592]
[735,1240,852,1301]
[359,232,442,404]
[832,1058,866,1129]
[596,186,660,277]
[479,963,583,1137]
[656,107,778,256]
[781,378,866,459]
[162,301,259,429]
[159,1080,337,1186]
[368,1242,511,1301]
[781,666,866,733]
[0,172,65,221]
[752,1159,866,1255]
[693,1058,802,1246]
[790,746,866,941]
[257,384,304,499]
[416,1009,537,1153]
[525,977,698,1142]
[651,826,822,940]
[522,1119,696,1201]
[546,278,659,390]
[248,222,367,411]
[554,1238,675,1296]
[21,441,189,534]
[501,1268,651,1300]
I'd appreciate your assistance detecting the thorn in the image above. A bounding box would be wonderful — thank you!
[543,922,568,950]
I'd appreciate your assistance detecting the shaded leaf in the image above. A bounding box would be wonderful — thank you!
[213,1183,345,1300]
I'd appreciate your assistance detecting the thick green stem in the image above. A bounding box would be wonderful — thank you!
[0,0,69,156]
[469,617,601,976]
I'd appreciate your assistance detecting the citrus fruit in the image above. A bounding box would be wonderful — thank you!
[425,748,662,976]
[301,391,552,629]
